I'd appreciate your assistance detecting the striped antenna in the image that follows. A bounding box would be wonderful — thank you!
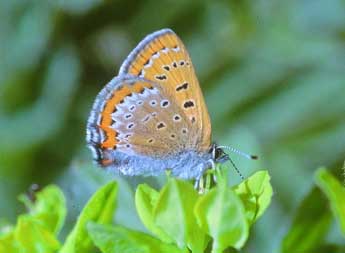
[227,156,244,180]
[218,145,258,160]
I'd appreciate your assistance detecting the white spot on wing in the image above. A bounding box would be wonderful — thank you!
[172,46,180,52]
[139,70,145,77]
[111,121,124,130]
[96,115,102,125]
[162,47,169,53]
[152,52,160,59]
[144,59,153,68]
[99,129,106,142]
[139,88,151,98]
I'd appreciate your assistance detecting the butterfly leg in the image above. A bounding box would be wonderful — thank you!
[194,165,206,193]
[206,159,218,184]
[194,160,217,193]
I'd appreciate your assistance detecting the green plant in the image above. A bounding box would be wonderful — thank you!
[2,167,345,253]
[0,167,273,253]
[281,168,345,253]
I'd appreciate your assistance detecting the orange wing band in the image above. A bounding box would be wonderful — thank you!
[100,82,152,149]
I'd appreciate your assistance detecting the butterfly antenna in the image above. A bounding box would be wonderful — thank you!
[218,145,258,160]
[227,156,245,180]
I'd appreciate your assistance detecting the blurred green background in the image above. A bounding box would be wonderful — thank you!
[1,0,344,252]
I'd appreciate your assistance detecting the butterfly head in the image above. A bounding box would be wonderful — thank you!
[210,144,229,164]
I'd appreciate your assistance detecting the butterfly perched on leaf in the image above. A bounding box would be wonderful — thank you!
[86,29,255,180]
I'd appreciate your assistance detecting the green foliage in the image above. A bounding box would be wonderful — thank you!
[195,183,248,252]
[14,216,60,253]
[2,167,345,252]
[315,168,345,236]
[281,188,332,253]
[153,179,206,252]
[282,168,345,253]
[135,184,173,243]
[0,185,65,253]
[134,170,272,253]
[233,170,273,224]
[60,181,118,253]
[18,185,67,235]
[0,170,272,253]
[87,222,182,253]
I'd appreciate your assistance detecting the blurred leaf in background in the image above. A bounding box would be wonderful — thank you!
[0,0,344,253]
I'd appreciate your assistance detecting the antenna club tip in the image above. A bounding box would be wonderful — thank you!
[251,155,259,160]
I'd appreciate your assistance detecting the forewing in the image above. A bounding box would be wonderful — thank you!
[119,28,211,152]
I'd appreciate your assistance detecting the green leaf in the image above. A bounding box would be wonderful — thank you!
[87,222,183,253]
[60,181,118,253]
[0,232,21,253]
[0,185,65,253]
[315,168,345,236]
[15,216,60,253]
[19,184,66,235]
[135,184,173,243]
[154,179,207,253]
[281,187,332,253]
[233,170,273,224]
[194,185,248,252]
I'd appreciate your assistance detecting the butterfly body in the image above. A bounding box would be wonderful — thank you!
[87,29,228,179]
[99,147,213,179]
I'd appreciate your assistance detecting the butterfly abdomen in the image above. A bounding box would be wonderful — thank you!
[101,149,212,179]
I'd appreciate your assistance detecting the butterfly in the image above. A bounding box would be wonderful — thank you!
[86,28,255,180]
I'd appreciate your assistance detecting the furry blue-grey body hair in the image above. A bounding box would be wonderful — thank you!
[102,149,213,179]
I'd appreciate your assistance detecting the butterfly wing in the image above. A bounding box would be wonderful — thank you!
[87,76,200,166]
[119,28,211,152]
